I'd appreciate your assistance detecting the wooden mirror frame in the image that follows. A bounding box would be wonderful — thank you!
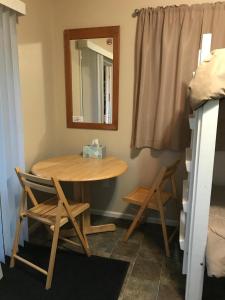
[64,26,120,130]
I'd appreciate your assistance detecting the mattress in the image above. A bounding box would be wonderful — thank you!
[206,185,225,277]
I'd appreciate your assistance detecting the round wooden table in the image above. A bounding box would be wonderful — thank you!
[32,155,128,235]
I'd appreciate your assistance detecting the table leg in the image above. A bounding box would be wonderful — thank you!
[80,182,116,235]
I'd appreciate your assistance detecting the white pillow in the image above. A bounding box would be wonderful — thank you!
[188,48,225,109]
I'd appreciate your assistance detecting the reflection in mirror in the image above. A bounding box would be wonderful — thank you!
[64,26,119,130]
[70,38,113,124]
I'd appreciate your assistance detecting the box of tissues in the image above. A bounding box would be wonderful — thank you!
[83,139,106,159]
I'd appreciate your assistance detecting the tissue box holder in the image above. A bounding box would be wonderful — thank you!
[83,145,106,159]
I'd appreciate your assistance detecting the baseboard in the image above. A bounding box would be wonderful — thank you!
[91,208,177,226]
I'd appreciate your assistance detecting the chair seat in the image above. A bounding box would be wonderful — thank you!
[123,186,172,211]
[25,197,89,226]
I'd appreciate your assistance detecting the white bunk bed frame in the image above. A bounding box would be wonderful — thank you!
[181,100,219,300]
[179,33,220,300]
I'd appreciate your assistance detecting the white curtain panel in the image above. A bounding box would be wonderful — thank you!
[0,5,27,262]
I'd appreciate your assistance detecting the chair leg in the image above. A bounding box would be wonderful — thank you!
[45,205,62,290]
[123,205,146,242]
[10,191,26,268]
[135,211,147,229]
[174,196,180,225]
[159,205,170,257]
[10,216,24,268]
[70,216,91,257]
[172,177,180,225]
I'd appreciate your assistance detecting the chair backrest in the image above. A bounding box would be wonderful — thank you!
[162,159,180,182]
[153,159,180,196]
[15,168,72,210]
[15,167,57,207]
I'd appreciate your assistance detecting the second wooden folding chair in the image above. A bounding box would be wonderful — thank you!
[123,160,180,257]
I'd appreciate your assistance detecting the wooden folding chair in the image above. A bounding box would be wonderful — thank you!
[123,159,180,257]
[10,168,91,289]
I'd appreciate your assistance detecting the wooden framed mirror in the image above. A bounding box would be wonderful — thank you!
[64,26,120,130]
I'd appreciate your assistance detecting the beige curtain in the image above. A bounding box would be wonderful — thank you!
[131,2,225,151]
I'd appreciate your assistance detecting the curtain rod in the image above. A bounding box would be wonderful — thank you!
[132,9,140,17]
[132,2,215,17]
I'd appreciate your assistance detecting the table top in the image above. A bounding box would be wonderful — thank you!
[31,155,128,182]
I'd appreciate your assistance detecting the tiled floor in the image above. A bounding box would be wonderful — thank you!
[30,215,225,300]
[30,216,185,300]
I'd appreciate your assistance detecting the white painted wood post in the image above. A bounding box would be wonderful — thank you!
[185,100,219,300]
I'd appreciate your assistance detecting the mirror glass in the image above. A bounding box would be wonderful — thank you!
[70,38,113,124]
[64,26,119,130]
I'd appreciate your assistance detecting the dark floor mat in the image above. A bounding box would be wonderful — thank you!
[0,243,129,300]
